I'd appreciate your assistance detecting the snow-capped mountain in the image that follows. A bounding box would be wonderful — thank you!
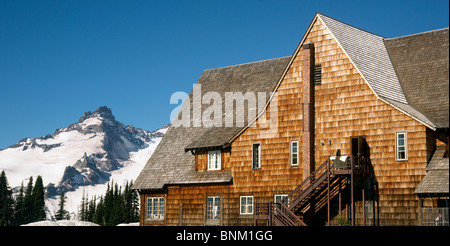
[0,106,168,218]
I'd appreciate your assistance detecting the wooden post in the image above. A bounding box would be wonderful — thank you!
[351,156,355,226]
[362,186,366,226]
[418,197,423,226]
[327,158,331,226]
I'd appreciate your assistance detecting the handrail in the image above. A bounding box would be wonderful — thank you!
[273,202,306,226]
[255,155,371,226]
[282,157,330,209]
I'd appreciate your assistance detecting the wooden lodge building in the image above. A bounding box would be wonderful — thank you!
[132,13,449,226]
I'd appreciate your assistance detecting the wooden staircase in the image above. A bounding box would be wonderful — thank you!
[255,155,370,226]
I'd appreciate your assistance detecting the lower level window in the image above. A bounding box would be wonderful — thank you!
[147,197,164,220]
[206,196,221,222]
[240,195,254,215]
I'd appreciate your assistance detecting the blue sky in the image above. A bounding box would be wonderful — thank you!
[0,0,448,149]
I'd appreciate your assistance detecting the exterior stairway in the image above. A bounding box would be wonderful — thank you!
[255,155,370,226]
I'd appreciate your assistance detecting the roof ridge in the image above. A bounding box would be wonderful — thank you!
[203,56,291,72]
[317,12,385,38]
[384,27,449,40]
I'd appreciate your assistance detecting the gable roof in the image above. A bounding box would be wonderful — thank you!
[318,13,408,104]
[265,13,447,131]
[132,57,291,190]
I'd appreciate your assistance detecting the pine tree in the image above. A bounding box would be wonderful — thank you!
[87,195,96,222]
[94,195,105,225]
[31,175,45,222]
[130,181,140,222]
[14,182,25,225]
[23,176,34,224]
[55,191,69,220]
[0,171,14,226]
[79,189,87,221]
[103,182,114,225]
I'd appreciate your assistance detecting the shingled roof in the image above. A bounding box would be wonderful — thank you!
[384,28,449,128]
[133,57,291,190]
[415,148,449,196]
[133,13,449,191]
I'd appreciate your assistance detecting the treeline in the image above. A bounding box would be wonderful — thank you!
[0,171,45,226]
[78,180,139,226]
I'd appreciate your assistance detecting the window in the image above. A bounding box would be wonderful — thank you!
[208,150,221,170]
[252,143,261,169]
[396,132,407,161]
[240,196,254,215]
[146,197,164,220]
[274,194,288,205]
[291,141,299,166]
[206,196,221,222]
[314,64,322,85]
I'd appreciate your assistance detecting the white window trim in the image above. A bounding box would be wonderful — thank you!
[240,195,254,215]
[252,143,261,169]
[396,131,408,161]
[207,150,221,170]
[291,140,299,166]
[146,197,164,221]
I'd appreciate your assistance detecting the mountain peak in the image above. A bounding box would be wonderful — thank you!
[79,106,115,123]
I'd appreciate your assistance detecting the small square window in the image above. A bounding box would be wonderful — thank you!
[240,196,254,215]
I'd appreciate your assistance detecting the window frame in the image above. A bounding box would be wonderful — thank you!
[146,197,165,221]
[396,131,408,161]
[252,143,261,169]
[206,195,221,224]
[274,194,288,205]
[239,195,254,215]
[207,150,221,170]
[290,140,299,166]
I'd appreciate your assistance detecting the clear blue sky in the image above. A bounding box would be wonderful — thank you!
[0,0,448,149]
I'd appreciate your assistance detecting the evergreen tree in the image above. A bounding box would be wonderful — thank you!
[103,182,114,225]
[31,175,45,222]
[79,189,87,221]
[0,171,14,226]
[55,191,69,220]
[77,180,140,226]
[14,182,25,226]
[23,176,34,224]
[94,195,105,225]
[87,195,96,222]
[130,181,140,222]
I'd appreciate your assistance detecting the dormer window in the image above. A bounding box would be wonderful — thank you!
[208,150,221,170]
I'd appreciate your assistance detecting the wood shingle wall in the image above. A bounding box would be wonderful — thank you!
[228,18,428,226]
